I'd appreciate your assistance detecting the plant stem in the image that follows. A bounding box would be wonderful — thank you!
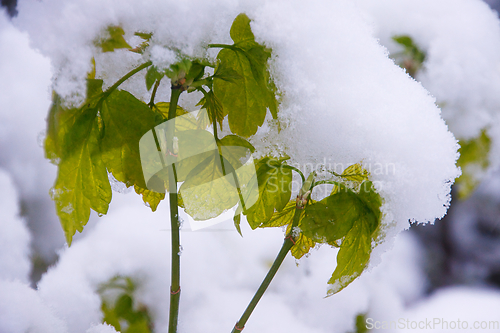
[147,79,182,333]
[281,165,305,184]
[105,61,152,96]
[148,79,161,108]
[95,61,153,110]
[167,88,182,333]
[149,80,167,170]
[208,43,235,50]
[312,180,341,188]
[231,207,302,332]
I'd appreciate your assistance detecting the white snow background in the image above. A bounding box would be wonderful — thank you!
[1,0,500,332]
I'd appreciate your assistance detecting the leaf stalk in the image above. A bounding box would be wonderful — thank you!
[104,61,153,98]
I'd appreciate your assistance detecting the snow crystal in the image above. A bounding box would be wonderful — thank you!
[61,203,73,215]
[107,172,132,194]
[291,226,301,238]
[37,130,46,148]
[150,45,177,71]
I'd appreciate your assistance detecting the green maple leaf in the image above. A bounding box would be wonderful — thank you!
[100,90,158,189]
[244,157,293,229]
[301,181,382,295]
[178,134,255,221]
[213,13,278,137]
[46,80,111,244]
[97,26,132,53]
[456,129,491,199]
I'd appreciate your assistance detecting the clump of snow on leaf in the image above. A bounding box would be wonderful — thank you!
[356,0,500,168]
[249,0,459,230]
[14,0,459,236]
[14,0,242,104]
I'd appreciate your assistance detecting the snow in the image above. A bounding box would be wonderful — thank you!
[13,0,459,240]
[0,10,62,263]
[247,0,459,233]
[86,323,118,333]
[373,286,500,332]
[1,0,499,332]
[0,280,68,333]
[355,0,500,171]
[34,193,427,333]
[0,169,31,283]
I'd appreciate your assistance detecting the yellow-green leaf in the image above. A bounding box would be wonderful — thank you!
[97,26,131,53]
[175,132,257,221]
[134,185,165,212]
[88,58,96,79]
[260,200,295,228]
[51,117,111,245]
[245,157,293,229]
[45,80,104,163]
[391,35,426,78]
[456,129,491,199]
[327,221,371,295]
[197,90,224,128]
[230,13,255,43]
[340,163,368,182]
[234,212,242,236]
[213,13,278,137]
[214,49,267,137]
[153,102,188,118]
[145,66,163,91]
[179,151,240,220]
[101,90,158,189]
[291,233,315,260]
[46,81,110,245]
[284,208,314,260]
[300,181,382,294]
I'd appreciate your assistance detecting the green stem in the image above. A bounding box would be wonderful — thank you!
[149,80,167,169]
[313,180,341,186]
[95,61,153,110]
[208,43,235,50]
[147,79,182,333]
[167,88,182,333]
[231,207,302,332]
[148,79,161,108]
[102,61,152,100]
[213,120,248,213]
[281,165,305,184]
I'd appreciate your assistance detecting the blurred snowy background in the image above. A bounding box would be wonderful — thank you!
[1,0,500,332]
